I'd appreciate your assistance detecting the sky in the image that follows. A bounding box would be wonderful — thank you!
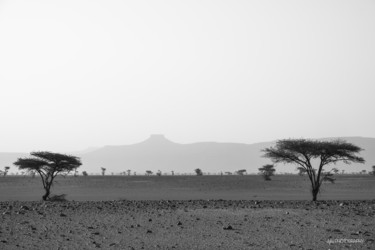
[0,0,374,152]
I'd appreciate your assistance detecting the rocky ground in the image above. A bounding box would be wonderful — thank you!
[0,200,374,249]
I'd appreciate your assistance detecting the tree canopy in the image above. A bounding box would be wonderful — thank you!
[14,151,82,200]
[258,164,276,180]
[263,139,364,201]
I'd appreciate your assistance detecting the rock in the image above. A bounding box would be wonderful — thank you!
[223,225,233,230]
[332,229,342,234]
[177,221,182,226]
[146,230,152,234]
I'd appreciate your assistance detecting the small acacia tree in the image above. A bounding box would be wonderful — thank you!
[371,166,375,176]
[14,151,82,201]
[101,167,106,176]
[236,169,247,175]
[195,168,203,176]
[296,166,306,176]
[3,166,10,177]
[263,139,364,201]
[258,164,276,180]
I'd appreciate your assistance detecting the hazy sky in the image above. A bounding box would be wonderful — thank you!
[0,0,374,152]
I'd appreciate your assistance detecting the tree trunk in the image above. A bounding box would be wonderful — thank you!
[312,188,319,201]
[42,188,50,201]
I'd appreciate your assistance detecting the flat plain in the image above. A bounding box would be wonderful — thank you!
[0,175,374,201]
[0,175,374,249]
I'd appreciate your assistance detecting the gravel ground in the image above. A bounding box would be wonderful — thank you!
[0,200,374,249]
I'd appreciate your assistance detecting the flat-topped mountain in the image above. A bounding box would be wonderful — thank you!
[78,135,375,175]
[1,136,374,175]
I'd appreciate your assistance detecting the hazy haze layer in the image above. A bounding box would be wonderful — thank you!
[0,0,374,152]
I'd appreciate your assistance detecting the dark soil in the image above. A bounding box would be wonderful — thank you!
[0,200,374,249]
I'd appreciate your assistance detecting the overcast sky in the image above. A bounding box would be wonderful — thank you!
[0,0,374,152]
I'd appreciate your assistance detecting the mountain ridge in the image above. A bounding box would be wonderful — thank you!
[1,136,374,175]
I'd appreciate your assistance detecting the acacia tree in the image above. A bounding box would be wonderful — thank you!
[194,168,203,176]
[236,169,247,175]
[258,164,276,180]
[296,166,306,176]
[2,166,10,177]
[263,139,364,201]
[371,166,375,176]
[101,167,106,176]
[14,152,82,201]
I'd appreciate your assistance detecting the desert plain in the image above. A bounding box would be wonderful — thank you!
[0,175,374,249]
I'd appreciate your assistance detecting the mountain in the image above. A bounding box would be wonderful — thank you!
[78,135,375,175]
[1,135,374,175]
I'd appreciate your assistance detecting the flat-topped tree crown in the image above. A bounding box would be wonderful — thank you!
[14,151,82,200]
[262,139,364,201]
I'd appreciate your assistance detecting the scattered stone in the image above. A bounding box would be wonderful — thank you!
[364,231,372,236]
[332,229,342,234]
[146,230,152,234]
[177,221,182,226]
[223,225,233,230]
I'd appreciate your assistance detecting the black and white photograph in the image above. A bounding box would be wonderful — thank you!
[0,0,374,249]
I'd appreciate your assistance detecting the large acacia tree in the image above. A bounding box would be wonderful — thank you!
[14,152,82,201]
[263,139,364,201]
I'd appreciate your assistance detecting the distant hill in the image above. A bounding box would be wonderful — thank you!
[78,135,375,175]
[1,135,374,175]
